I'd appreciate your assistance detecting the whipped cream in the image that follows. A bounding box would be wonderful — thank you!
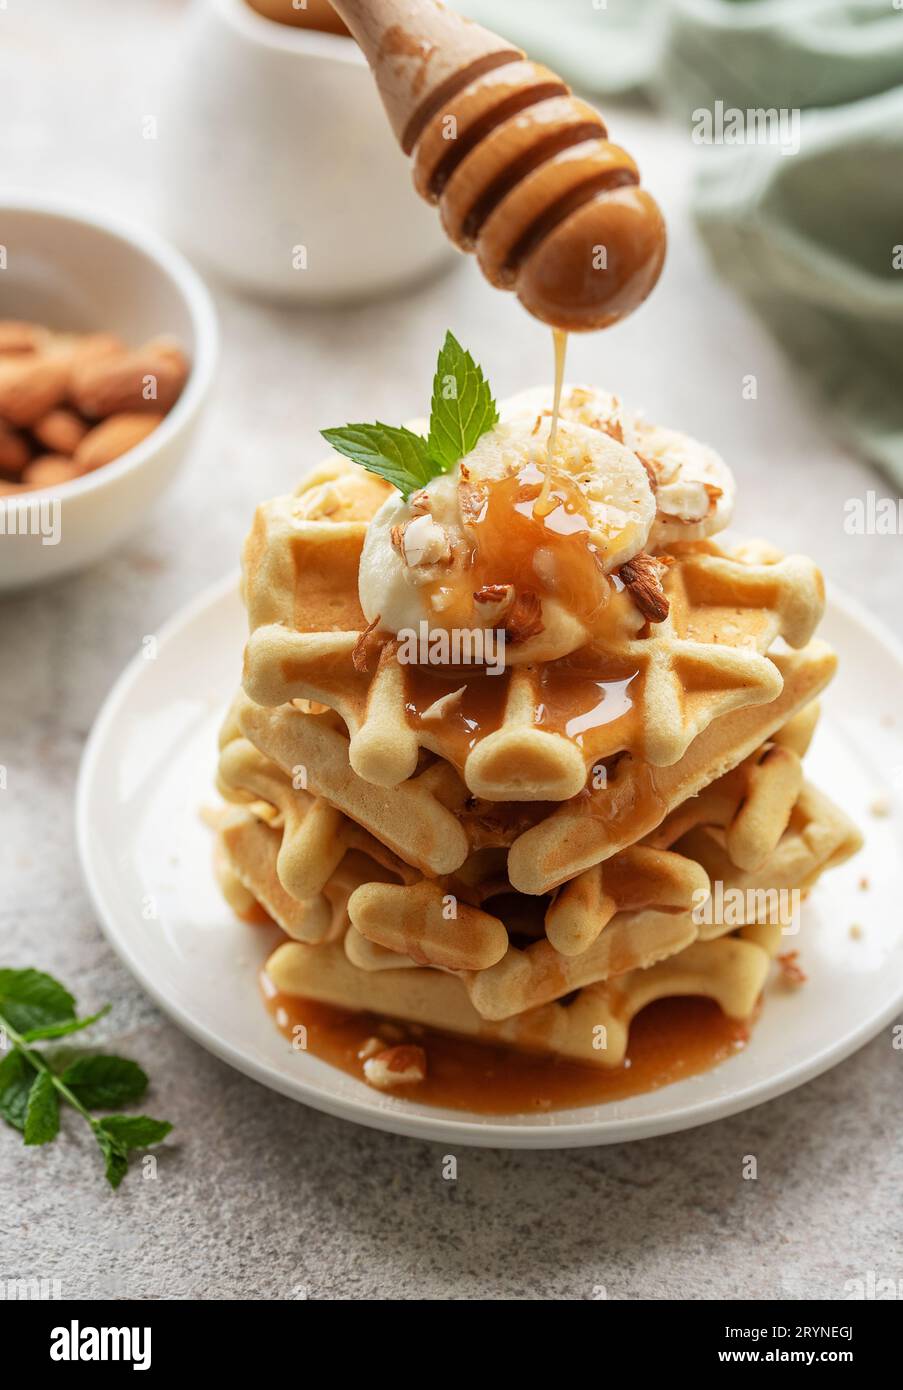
[358,417,656,664]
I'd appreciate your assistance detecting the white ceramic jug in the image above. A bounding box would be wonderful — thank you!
[160,0,453,302]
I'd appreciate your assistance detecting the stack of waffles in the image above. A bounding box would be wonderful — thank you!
[212,418,861,1089]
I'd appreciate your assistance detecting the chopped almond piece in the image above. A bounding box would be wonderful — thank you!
[363,1044,427,1089]
[505,589,544,643]
[351,614,382,673]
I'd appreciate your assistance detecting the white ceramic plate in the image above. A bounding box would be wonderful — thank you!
[76,575,903,1148]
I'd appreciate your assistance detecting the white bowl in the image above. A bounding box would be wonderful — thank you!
[0,193,218,590]
[159,0,454,302]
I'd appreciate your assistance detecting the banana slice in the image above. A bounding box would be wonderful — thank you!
[501,384,736,549]
[359,418,655,665]
[459,417,655,571]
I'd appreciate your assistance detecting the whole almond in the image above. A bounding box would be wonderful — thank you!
[65,332,126,369]
[0,420,32,474]
[0,357,70,428]
[22,455,83,489]
[74,412,163,471]
[33,408,88,456]
[0,320,48,356]
[71,344,189,418]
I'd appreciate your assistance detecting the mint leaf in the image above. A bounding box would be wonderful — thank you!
[321,423,436,501]
[94,1117,171,1191]
[0,1050,34,1132]
[0,969,75,1036]
[62,1055,148,1109]
[95,1128,129,1189]
[427,331,498,473]
[24,1070,60,1146]
[1,967,174,1190]
[97,1115,172,1149]
[24,1006,110,1043]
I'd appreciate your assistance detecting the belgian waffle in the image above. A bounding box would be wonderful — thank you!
[241,456,825,801]
[263,935,770,1070]
[214,724,860,1029]
[222,638,836,893]
[256,756,858,1069]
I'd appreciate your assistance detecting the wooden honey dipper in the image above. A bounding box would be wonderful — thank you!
[328,0,666,331]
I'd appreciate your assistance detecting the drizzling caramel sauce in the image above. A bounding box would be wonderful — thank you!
[263,979,754,1114]
[547,327,568,456]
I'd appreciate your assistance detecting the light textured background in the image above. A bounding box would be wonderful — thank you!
[1,1,900,1300]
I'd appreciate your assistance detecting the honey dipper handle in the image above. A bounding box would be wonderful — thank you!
[329,0,521,153]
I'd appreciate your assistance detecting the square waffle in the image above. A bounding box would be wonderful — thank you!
[222,638,837,894]
[213,716,861,1041]
[241,457,826,801]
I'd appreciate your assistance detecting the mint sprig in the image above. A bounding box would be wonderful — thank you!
[0,968,171,1188]
[321,331,498,499]
[320,423,434,499]
[428,331,498,472]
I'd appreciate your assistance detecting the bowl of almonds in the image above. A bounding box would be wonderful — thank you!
[0,195,218,588]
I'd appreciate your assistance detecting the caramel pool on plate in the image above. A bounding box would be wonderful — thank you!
[263,977,754,1116]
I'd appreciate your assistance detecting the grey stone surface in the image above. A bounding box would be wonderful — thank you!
[1,2,901,1300]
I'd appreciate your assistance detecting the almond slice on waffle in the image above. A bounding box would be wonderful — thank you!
[241,457,825,801]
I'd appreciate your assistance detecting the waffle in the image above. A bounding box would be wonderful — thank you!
[214,721,860,1029]
[223,637,836,893]
[215,732,416,939]
[213,384,860,1092]
[264,935,770,1069]
[241,456,825,801]
[346,777,860,1022]
[256,769,853,1067]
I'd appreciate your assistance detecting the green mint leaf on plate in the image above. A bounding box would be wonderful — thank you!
[0,968,76,1036]
[24,1006,110,1043]
[23,1070,60,1146]
[321,423,435,501]
[0,1050,35,1132]
[62,1055,148,1109]
[427,331,498,474]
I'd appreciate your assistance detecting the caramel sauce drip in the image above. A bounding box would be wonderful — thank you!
[547,327,568,457]
[263,980,754,1115]
[404,663,511,766]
